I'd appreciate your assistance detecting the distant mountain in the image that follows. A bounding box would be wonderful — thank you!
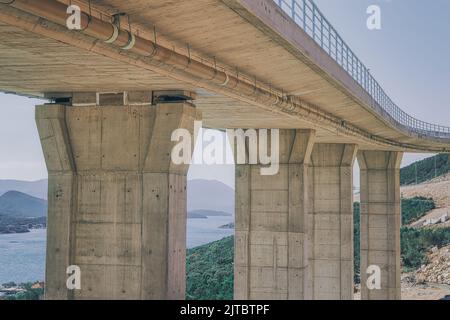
[188,179,234,214]
[0,178,234,216]
[401,154,449,186]
[189,209,232,217]
[0,191,47,218]
[187,212,208,219]
[0,179,48,200]
[187,209,233,220]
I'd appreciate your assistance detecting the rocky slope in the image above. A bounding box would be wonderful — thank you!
[399,171,450,299]
[415,245,450,285]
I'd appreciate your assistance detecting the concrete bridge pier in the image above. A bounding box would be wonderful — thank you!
[310,144,357,300]
[36,91,200,300]
[234,129,315,300]
[358,151,403,300]
[234,130,357,300]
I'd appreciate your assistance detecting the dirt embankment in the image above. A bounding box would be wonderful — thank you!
[415,245,450,285]
[402,173,450,208]
[399,174,450,299]
[402,173,450,229]
[354,245,450,300]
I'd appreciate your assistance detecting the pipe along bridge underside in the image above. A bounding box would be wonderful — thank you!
[0,0,449,300]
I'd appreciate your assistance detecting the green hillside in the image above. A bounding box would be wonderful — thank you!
[186,236,234,300]
[354,197,450,281]
[354,198,436,281]
[186,197,448,299]
[401,197,435,225]
[400,154,449,185]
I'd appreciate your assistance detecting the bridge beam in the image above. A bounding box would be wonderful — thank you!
[358,150,403,300]
[36,92,200,299]
[310,144,357,300]
[234,129,315,300]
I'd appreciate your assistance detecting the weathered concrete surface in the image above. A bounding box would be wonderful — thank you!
[234,136,358,300]
[358,151,403,300]
[234,129,315,300]
[36,96,200,300]
[310,144,357,300]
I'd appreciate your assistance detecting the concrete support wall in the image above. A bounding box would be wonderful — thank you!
[310,144,357,300]
[234,129,315,300]
[358,150,403,300]
[37,96,200,299]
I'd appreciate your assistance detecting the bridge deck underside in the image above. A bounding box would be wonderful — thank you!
[0,0,449,152]
[0,22,347,145]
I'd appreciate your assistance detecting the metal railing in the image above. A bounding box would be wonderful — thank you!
[274,0,450,138]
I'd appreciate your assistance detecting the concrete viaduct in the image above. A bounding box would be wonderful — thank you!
[0,0,449,300]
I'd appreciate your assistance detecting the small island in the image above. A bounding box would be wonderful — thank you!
[218,222,234,229]
[0,215,46,234]
[0,191,48,234]
[188,209,233,220]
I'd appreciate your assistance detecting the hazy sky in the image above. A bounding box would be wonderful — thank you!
[0,0,448,187]
[0,93,47,181]
[314,0,450,126]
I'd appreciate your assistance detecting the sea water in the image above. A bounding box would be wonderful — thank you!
[187,216,234,249]
[0,216,234,284]
[0,229,46,285]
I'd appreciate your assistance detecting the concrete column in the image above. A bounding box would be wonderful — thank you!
[310,144,357,300]
[234,129,315,300]
[358,150,403,300]
[37,93,201,300]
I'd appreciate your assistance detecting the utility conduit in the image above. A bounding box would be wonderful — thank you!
[3,0,347,127]
[6,0,287,107]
